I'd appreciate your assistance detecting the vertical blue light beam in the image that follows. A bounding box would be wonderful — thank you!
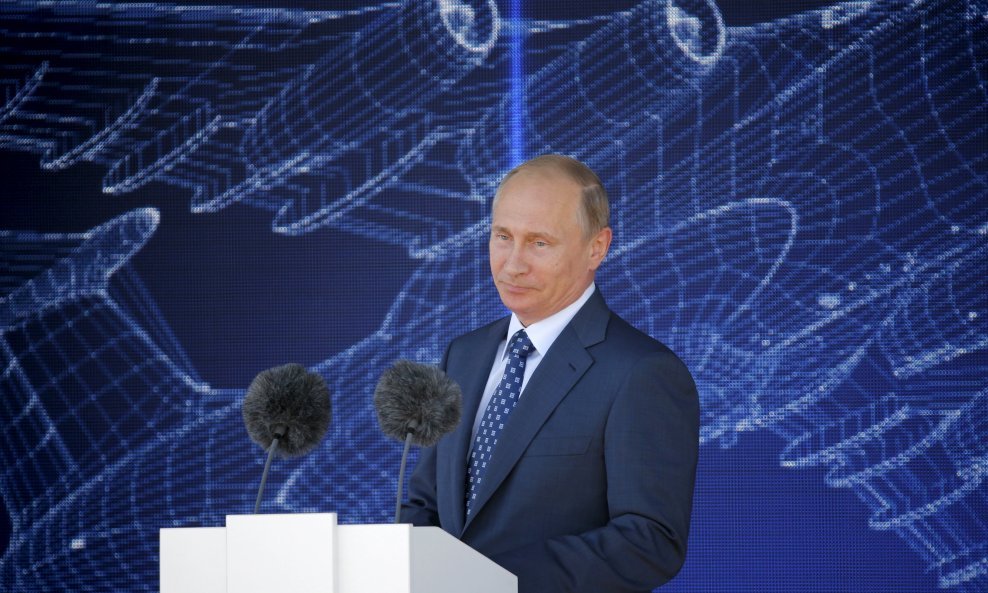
[509,0,525,167]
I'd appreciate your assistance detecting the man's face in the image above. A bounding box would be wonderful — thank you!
[490,169,611,326]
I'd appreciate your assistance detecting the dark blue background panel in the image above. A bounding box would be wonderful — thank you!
[1,1,985,591]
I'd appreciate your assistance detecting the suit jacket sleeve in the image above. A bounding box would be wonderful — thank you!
[489,350,699,593]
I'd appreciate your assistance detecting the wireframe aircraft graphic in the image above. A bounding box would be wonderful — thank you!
[0,0,985,591]
[1,0,501,253]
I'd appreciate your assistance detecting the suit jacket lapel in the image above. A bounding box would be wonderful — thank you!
[440,317,508,536]
[463,291,611,530]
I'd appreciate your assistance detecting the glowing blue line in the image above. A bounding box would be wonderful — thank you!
[509,3,525,167]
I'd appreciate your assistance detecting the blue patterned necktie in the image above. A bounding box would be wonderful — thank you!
[466,329,534,515]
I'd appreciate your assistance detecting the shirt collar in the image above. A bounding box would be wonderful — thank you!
[504,283,596,358]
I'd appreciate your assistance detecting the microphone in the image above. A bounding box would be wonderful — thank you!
[243,363,331,513]
[374,359,461,522]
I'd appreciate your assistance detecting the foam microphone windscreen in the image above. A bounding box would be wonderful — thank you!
[243,363,331,457]
[374,360,462,447]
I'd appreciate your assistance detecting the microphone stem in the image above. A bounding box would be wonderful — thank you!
[394,432,413,523]
[254,436,280,514]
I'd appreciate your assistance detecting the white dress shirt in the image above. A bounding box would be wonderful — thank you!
[470,283,597,440]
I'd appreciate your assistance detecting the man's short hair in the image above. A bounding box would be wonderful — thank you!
[494,154,610,238]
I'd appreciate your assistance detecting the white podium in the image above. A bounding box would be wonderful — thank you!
[160,513,517,593]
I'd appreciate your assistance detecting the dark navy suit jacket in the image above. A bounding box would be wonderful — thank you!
[402,290,699,593]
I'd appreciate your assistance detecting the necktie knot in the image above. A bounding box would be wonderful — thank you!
[508,329,534,360]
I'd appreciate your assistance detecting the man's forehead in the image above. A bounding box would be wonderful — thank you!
[492,180,582,237]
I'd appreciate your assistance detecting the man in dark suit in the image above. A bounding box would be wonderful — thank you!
[402,155,699,593]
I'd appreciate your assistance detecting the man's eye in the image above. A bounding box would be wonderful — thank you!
[534,241,548,247]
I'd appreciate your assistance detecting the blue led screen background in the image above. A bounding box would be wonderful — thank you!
[0,0,986,591]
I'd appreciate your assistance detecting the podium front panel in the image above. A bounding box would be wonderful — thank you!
[226,513,336,593]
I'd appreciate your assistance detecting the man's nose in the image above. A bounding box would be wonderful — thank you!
[502,243,528,274]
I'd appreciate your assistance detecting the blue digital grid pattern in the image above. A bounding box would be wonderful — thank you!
[0,0,985,591]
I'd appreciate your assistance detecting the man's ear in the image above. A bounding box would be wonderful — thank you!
[588,227,612,271]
